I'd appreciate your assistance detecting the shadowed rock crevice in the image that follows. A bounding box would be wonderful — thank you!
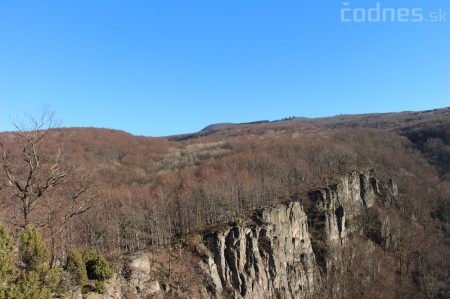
[335,206,344,241]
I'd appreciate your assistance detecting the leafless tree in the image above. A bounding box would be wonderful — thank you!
[0,112,99,261]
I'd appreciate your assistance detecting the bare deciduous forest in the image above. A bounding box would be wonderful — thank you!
[0,107,449,298]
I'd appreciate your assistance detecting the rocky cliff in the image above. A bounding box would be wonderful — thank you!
[80,170,395,299]
[199,201,319,299]
[308,169,396,250]
[194,169,396,299]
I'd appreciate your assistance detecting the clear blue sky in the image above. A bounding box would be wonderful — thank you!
[0,1,449,136]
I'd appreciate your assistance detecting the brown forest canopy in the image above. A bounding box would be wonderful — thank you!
[0,108,449,297]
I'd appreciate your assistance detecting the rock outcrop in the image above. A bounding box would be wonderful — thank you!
[197,170,395,298]
[200,201,318,299]
[121,252,160,298]
[308,170,380,246]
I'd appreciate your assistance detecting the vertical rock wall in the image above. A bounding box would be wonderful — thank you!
[201,202,318,299]
[199,170,394,299]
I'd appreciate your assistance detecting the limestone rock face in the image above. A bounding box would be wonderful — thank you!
[310,170,396,246]
[200,202,318,299]
[199,170,391,298]
[129,253,151,273]
[120,252,161,298]
[308,170,380,246]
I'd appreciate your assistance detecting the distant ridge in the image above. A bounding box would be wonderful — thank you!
[201,123,236,132]
[168,107,450,144]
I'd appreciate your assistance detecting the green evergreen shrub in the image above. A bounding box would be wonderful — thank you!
[83,251,113,281]
[66,248,88,286]
[17,226,60,296]
[6,271,52,299]
[19,225,51,271]
[0,223,16,279]
[0,224,61,299]
[0,223,17,299]
[94,280,106,294]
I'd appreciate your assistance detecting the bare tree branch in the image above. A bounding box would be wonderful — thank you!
[0,112,98,229]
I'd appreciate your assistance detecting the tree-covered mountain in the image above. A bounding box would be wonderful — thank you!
[0,107,449,298]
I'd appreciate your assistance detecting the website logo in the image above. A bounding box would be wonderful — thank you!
[340,2,447,23]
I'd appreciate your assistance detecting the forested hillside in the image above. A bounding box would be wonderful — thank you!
[0,108,449,298]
